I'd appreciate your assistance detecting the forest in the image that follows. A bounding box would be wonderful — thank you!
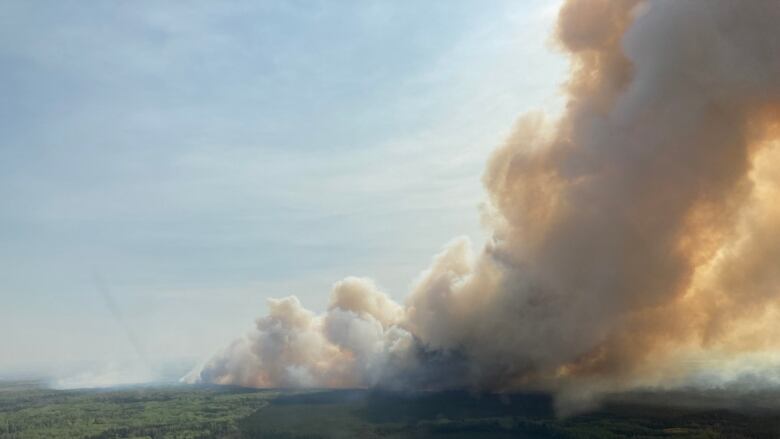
[2,381,780,438]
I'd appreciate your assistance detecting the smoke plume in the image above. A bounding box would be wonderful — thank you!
[186,0,780,410]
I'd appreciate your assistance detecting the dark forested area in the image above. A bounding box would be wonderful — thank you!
[2,382,780,438]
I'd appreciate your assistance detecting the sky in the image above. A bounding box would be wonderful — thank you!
[0,0,565,385]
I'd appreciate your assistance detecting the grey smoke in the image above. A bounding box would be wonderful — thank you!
[185,0,780,412]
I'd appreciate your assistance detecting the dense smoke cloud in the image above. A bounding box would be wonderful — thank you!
[186,0,780,411]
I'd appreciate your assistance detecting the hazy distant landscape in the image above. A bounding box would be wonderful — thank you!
[4,0,780,438]
[2,381,780,438]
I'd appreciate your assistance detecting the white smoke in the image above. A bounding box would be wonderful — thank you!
[186,0,780,411]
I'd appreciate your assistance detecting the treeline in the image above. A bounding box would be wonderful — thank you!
[86,420,237,439]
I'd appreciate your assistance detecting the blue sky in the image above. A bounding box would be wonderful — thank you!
[0,0,565,384]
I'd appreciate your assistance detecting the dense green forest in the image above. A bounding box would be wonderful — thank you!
[2,381,780,438]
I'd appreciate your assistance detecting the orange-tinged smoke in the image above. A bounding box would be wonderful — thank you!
[186,0,780,412]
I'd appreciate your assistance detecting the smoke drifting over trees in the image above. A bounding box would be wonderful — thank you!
[186,0,780,411]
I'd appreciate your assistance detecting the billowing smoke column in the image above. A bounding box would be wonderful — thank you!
[187,0,780,410]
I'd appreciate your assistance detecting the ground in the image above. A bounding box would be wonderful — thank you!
[1,381,779,438]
